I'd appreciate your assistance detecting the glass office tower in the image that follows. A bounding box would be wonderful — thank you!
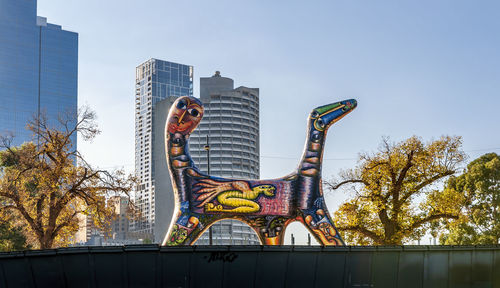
[133,59,193,241]
[0,0,78,147]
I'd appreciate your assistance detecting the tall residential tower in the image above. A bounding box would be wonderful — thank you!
[133,59,193,242]
[0,0,78,146]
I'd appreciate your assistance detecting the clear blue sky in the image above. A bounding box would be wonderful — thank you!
[38,0,500,244]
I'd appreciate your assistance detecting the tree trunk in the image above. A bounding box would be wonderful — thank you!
[38,232,54,249]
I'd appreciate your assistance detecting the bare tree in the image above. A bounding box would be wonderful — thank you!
[0,108,135,249]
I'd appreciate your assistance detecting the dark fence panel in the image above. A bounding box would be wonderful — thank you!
[0,245,499,288]
[398,249,425,288]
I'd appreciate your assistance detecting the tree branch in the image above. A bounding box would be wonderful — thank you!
[401,170,455,202]
[338,225,384,245]
[392,150,415,218]
[52,210,80,237]
[324,179,368,191]
[410,213,459,231]
[36,194,46,231]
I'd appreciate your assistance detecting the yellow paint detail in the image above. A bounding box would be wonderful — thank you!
[202,184,275,214]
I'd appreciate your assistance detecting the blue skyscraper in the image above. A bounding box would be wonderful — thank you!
[133,59,193,241]
[0,0,78,147]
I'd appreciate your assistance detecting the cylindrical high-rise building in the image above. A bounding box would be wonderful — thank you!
[189,71,260,245]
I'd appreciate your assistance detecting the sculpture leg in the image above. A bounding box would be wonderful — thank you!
[164,209,225,246]
[163,211,202,246]
[248,216,291,245]
[299,207,345,246]
[255,229,284,245]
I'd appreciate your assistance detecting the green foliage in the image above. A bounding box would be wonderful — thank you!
[439,153,500,245]
[0,148,19,167]
[326,136,466,245]
[0,221,28,252]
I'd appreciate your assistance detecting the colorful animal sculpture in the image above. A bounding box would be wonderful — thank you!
[162,96,357,246]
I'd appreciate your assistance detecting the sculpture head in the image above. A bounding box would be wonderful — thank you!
[310,99,357,131]
[307,99,357,143]
[255,184,276,197]
[167,96,204,136]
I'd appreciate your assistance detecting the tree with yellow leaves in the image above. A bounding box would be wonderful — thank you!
[0,108,135,249]
[325,136,466,245]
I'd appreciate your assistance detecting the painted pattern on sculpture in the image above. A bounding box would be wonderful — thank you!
[162,96,357,246]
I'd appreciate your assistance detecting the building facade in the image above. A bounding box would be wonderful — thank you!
[0,0,78,147]
[73,212,101,245]
[108,196,132,241]
[189,71,261,245]
[73,196,140,246]
[133,59,193,242]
